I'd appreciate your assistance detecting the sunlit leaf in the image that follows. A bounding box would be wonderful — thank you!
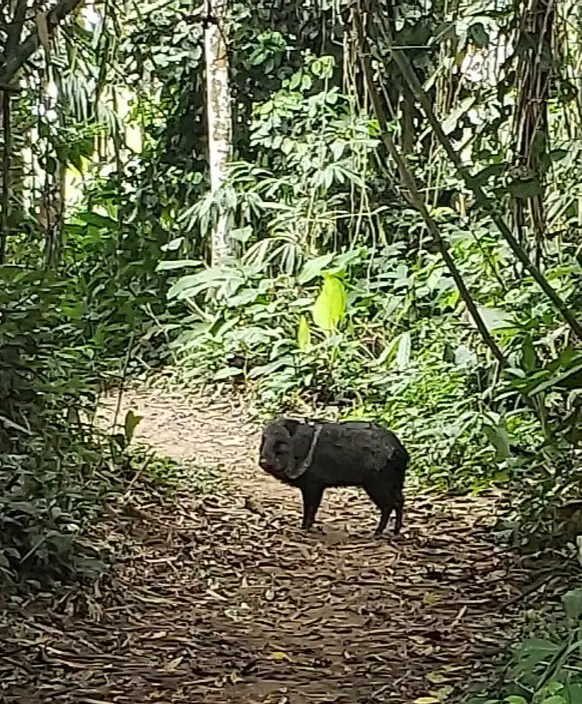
[213,367,243,381]
[396,331,411,370]
[268,651,292,661]
[156,260,201,271]
[442,96,475,134]
[297,315,311,350]
[312,275,346,333]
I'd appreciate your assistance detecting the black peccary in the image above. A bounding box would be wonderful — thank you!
[258,418,408,535]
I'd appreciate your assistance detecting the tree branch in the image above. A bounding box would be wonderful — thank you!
[382,24,582,342]
[0,0,84,84]
[5,0,28,60]
[352,10,509,370]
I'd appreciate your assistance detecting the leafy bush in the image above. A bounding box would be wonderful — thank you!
[467,589,582,704]
[161,237,509,489]
[0,267,114,586]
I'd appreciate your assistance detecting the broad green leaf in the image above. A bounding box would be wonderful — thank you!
[330,139,346,160]
[297,254,335,284]
[517,638,558,656]
[297,315,311,350]
[0,415,32,434]
[248,357,293,379]
[312,275,346,333]
[230,226,253,243]
[377,335,402,366]
[468,21,489,47]
[508,178,542,199]
[528,362,582,397]
[331,248,366,270]
[76,212,118,229]
[160,237,185,252]
[562,684,582,703]
[476,305,512,332]
[473,163,507,186]
[563,588,582,622]
[483,422,511,459]
[549,149,569,162]
[7,501,38,515]
[167,267,243,300]
[124,410,142,444]
[227,289,260,307]
[522,335,536,371]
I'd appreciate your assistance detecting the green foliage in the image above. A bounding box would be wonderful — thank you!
[467,589,582,704]
[2,0,582,612]
[161,234,519,489]
[0,267,108,586]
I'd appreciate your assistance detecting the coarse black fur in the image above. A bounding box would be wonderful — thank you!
[258,418,409,536]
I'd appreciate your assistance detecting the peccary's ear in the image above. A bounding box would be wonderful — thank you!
[280,418,301,436]
[289,423,312,463]
[279,418,312,461]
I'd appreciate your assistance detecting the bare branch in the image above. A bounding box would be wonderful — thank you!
[352,9,509,369]
[6,0,28,59]
[389,44,582,342]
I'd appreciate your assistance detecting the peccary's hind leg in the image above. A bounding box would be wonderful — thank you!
[394,489,404,535]
[375,504,394,536]
[364,481,395,536]
[300,483,324,530]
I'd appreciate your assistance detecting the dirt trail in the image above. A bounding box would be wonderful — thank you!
[1,390,533,703]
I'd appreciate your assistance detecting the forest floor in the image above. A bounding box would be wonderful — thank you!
[0,388,557,703]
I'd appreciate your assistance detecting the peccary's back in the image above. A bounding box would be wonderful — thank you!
[306,422,408,487]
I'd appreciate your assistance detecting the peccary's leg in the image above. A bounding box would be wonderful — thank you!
[394,490,404,535]
[364,481,395,536]
[300,482,324,530]
[375,504,394,535]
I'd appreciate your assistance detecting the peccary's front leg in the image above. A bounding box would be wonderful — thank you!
[300,482,324,530]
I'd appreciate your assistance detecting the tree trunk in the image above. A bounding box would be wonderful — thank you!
[205,0,232,265]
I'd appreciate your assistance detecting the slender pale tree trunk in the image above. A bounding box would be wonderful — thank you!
[204,0,232,265]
